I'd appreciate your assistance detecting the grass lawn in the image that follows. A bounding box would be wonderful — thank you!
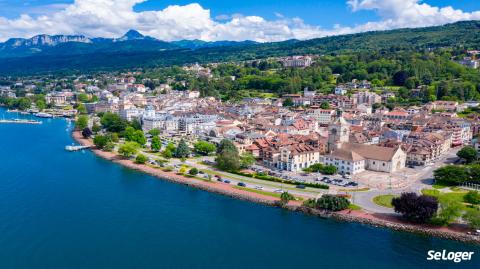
[432,182,452,189]
[421,188,479,214]
[233,186,281,199]
[373,194,397,208]
[348,204,362,210]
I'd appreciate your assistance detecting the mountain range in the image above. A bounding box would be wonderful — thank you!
[0,21,479,75]
[0,30,258,58]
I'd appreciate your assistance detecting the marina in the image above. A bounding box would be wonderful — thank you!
[0,119,42,124]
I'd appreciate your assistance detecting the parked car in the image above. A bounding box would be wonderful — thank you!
[254,186,264,190]
[274,189,283,193]
[217,177,223,182]
[296,184,306,189]
[237,182,246,187]
[224,180,231,184]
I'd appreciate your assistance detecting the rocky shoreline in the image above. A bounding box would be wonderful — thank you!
[72,131,480,245]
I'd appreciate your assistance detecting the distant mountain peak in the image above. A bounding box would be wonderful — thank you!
[117,30,153,41]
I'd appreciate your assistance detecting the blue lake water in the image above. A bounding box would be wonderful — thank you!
[0,108,479,269]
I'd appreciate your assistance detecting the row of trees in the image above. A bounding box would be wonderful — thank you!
[392,192,480,229]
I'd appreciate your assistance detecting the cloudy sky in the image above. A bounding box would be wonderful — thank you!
[0,0,479,42]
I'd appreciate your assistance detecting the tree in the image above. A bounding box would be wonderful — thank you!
[435,200,462,226]
[130,119,142,130]
[104,142,115,152]
[320,102,330,109]
[81,127,93,138]
[392,193,438,223]
[393,70,409,86]
[179,165,188,174]
[189,168,199,176]
[162,148,173,159]
[433,165,470,185]
[76,103,87,114]
[76,115,89,130]
[464,191,480,205]
[148,128,161,136]
[280,192,295,206]
[135,154,148,164]
[92,123,101,133]
[101,112,127,133]
[463,210,480,229]
[118,142,139,158]
[93,135,110,150]
[316,195,350,211]
[240,153,256,168]
[151,136,161,152]
[457,146,478,164]
[174,139,190,158]
[282,97,294,107]
[216,139,240,172]
[124,127,146,146]
[194,141,217,155]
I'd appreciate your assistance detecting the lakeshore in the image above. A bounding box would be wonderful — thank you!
[72,131,480,244]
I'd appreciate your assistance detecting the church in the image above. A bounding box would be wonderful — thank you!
[322,111,407,175]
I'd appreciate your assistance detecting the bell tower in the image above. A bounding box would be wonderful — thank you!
[327,110,350,153]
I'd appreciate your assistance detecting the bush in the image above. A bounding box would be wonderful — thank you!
[189,168,199,176]
[316,195,350,211]
[280,192,295,206]
[464,191,480,205]
[135,154,148,164]
[232,171,329,189]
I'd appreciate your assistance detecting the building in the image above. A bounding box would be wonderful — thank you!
[307,108,335,124]
[281,56,312,68]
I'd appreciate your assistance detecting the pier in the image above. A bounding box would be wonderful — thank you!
[0,119,42,125]
[65,145,92,152]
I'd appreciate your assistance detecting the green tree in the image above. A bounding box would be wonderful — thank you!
[434,200,462,226]
[282,97,294,107]
[174,139,190,158]
[104,142,115,152]
[189,168,199,176]
[194,141,217,155]
[240,153,256,168]
[464,191,480,205]
[433,165,469,185]
[76,103,87,114]
[92,123,101,133]
[280,192,295,206]
[101,112,127,133]
[151,136,161,152]
[148,128,161,136]
[216,139,240,172]
[35,99,46,110]
[162,148,173,159]
[316,195,350,211]
[118,142,139,158]
[135,154,148,164]
[320,102,330,109]
[76,115,89,130]
[463,210,480,229]
[457,146,478,164]
[93,135,110,150]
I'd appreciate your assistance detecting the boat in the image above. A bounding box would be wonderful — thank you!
[34,112,54,118]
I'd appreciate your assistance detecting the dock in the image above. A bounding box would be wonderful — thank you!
[65,145,92,152]
[0,119,42,125]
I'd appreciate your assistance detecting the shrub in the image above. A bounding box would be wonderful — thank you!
[189,168,199,176]
[316,195,350,211]
[135,154,148,164]
[464,191,480,205]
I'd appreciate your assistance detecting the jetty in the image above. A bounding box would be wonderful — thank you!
[0,119,42,125]
[65,145,92,152]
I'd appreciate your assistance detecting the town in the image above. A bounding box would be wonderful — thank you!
[1,54,480,233]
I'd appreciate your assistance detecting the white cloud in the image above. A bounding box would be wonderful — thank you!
[0,0,479,42]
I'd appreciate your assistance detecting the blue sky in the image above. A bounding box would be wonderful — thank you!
[1,0,478,27]
[0,0,479,41]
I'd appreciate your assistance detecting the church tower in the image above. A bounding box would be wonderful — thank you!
[327,110,350,153]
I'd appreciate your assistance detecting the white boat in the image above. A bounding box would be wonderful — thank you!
[34,112,54,118]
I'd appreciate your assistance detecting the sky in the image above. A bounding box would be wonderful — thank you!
[0,0,479,42]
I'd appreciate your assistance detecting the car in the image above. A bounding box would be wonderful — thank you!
[274,189,283,193]
[217,177,223,182]
[237,182,246,187]
[223,180,231,184]
[254,186,264,190]
[408,165,415,169]
[348,182,358,187]
[324,179,332,184]
[342,174,352,179]
[322,177,329,180]
[296,184,306,189]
